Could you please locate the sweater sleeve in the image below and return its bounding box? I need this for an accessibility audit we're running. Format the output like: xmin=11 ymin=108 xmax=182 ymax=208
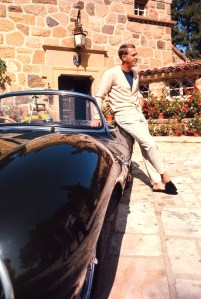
xmin=93 ymin=69 xmax=114 ymax=119
xmin=95 ymin=69 xmax=114 ymax=109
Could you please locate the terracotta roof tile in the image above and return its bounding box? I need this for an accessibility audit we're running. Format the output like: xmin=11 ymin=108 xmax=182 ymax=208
xmin=139 ymin=60 xmax=201 ymax=77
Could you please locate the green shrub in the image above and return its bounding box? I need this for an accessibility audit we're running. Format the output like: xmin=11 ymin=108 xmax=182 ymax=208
xmin=0 ymin=58 xmax=11 ymax=90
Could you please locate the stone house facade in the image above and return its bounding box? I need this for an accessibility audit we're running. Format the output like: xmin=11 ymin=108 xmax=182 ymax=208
xmin=0 ymin=0 xmax=201 ymax=98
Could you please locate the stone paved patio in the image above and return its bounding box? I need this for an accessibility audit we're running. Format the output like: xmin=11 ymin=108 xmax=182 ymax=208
xmin=94 ymin=137 xmax=201 ymax=299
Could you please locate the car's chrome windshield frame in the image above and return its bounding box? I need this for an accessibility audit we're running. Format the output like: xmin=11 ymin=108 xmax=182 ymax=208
xmin=0 ymin=90 xmax=109 ymax=134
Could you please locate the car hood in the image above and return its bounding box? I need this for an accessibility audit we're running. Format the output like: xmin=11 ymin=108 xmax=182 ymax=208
xmin=0 ymin=128 xmax=52 ymax=158
xmin=0 ymin=131 xmax=114 ymax=298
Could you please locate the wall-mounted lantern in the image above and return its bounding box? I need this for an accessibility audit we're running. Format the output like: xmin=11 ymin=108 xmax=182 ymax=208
xmin=72 ymin=10 xmax=88 ymax=66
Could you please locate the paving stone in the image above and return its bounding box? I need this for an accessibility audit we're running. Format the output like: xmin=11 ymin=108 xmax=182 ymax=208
xmin=166 ymin=238 xmax=201 ymax=276
xmin=181 ymin=193 xmax=197 ymax=201
xmin=176 ymin=279 xmax=201 ymax=299
xmin=115 ymin=202 xmax=159 ymax=234
xmin=110 ymin=233 xmax=162 ymax=257
xmin=161 ymin=208 xmax=201 ymax=238
xmin=154 ymin=196 xmax=184 ymax=209
xmin=185 ymin=201 xmax=201 ymax=208
xmin=129 ymin=193 xmax=153 ymax=203
xmin=107 ymin=257 xmax=170 ymax=299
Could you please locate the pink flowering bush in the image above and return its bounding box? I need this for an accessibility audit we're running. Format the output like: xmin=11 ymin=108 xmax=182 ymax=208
xmin=143 ymin=85 xmax=201 ymax=120
xmin=145 ymin=85 xmax=201 ymax=136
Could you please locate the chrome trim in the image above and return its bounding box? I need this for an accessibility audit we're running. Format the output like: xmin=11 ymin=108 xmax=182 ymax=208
xmin=77 ymin=250 xmax=97 ymax=299
xmin=0 ymin=89 xmax=95 ymax=100
xmin=0 ymin=124 xmax=108 ymax=134
xmin=0 ymin=258 xmax=14 ymax=299
xmin=0 ymin=89 xmax=109 ymax=133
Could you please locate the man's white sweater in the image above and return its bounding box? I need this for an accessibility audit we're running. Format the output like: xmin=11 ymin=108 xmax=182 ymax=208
xmin=95 ymin=65 xmax=142 ymax=116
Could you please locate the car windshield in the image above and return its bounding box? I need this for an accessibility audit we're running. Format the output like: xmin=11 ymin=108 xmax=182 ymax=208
xmin=0 ymin=91 xmax=103 ymax=129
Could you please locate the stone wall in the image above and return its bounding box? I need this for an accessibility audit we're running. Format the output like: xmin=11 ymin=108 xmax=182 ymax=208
xmin=0 ymin=0 xmax=175 ymax=93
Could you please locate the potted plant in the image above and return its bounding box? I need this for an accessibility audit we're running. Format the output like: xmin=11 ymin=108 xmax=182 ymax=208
xmin=159 ymin=123 xmax=171 ymax=136
xmin=102 ymin=102 xmax=114 ymax=122
xmin=0 ymin=58 xmax=11 ymax=90
xmin=148 ymin=123 xmax=161 ymax=136
xmin=143 ymin=95 xmax=159 ymax=119
xmin=170 ymin=121 xmax=185 ymax=136
xmin=144 ymin=95 xmax=169 ymax=119
xmin=142 ymin=99 xmax=149 ymax=119
xmin=183 ymin=85 xmax=201 ymax=118
xmin=185 ymin=116 xmax=201 ymax=136
xmin=157 ymin=97 xmax=170 ymax=119
xmin=148 ymin=122 xmax=170 ymax=136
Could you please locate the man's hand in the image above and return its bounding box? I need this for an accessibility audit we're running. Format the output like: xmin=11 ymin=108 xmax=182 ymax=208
xmin=91 ymin=119 xmax=102 ymax=127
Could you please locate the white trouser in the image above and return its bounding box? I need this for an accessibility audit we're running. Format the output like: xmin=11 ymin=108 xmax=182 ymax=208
xmin=115 ymin=111 xmax=165 ymax=184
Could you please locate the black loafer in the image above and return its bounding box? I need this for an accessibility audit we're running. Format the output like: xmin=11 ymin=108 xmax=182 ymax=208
xmin=153 ymin=188 xmax=165 ymax=193
xmin=165 ymin=181 xmax=178 ymax=195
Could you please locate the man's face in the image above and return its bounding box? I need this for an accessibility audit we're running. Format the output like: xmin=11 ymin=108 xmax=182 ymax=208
xmin=122 ymin=47 xmax=139 ymax=68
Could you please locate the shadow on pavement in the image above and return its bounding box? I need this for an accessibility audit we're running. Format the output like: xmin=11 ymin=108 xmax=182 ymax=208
xmin=91 ymin=180 xmax=134 ymax=299
xmin=131 ymin=161 xmax=152 ymax=188
xmin=91 ymin=161 xmax=152 ymax=298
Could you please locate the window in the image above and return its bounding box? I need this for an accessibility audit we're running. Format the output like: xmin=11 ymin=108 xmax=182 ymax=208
xmin=163 ymin=79 xmax=195 ymax=99
xmin=139 ymin=83 xmax=149 ymax=98
xmin=169 ymin=81 xmax=180 ymax=97
xmin=135 ymin=1 xmax=146 ymax=16
xmin=183 ymin=79 xmax=195 ymax=95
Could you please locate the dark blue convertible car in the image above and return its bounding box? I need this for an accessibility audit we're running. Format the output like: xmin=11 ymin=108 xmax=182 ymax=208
xmin=0 ymin=90 xmax=134 ymax=299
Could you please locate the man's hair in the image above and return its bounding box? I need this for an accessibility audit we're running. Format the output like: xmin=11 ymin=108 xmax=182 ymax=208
xmin=118 ymin=43 xmax=136 ymax=60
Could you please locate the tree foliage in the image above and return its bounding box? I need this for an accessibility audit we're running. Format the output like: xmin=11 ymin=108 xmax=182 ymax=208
xmin=171 ymin=0 xmax=201 ymax=59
